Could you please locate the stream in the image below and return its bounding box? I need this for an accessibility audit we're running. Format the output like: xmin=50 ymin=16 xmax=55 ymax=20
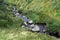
xmin=13 ymin=6 xmax=46 ymax=33
xmin=1 ymin=2 xmax=60 ymax=38
xmin=12 ymin=6 xmax=60 ymax=38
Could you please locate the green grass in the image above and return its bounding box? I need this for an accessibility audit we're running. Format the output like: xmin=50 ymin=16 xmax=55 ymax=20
xmin=0 ymin=27 xmax=59 ymax=40
xmin=0 ymin=0 xmax=60 ymax=40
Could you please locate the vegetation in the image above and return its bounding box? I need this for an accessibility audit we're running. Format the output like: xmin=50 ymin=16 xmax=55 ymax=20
xmin=0 ymin=0 xmax=60 ymax=40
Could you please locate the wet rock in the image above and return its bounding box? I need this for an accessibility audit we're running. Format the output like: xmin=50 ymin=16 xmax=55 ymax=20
xmin=46 ymin=31 xmax=60 ymax=38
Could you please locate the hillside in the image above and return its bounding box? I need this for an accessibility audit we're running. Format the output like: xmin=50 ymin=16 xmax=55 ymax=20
xmin=0 ymin=0 xmax=60 ymax=40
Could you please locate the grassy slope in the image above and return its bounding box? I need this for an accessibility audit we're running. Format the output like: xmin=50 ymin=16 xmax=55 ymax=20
xmin=0 ymin=27 xmax=59 ymax=40
xmin=0 ymin=0 xmax=60 ymax=40
xmin=5 ymin=0 xmax=60 ymax=35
